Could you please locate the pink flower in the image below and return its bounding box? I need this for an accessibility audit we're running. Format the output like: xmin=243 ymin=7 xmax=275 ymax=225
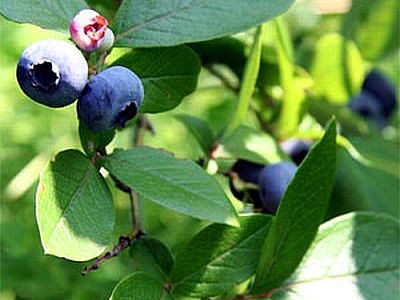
xmin=70 ymin=9 xmax=108 ymax=52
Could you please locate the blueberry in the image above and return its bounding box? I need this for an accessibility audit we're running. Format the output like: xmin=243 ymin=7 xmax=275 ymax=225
xmin=348 ymin=90 xmax=386 ymax=128
xmin=258 ymin=162 xmax=297 ymax=214
xmin=77 ymin=66 xmax=144 ymax=132
xmin=229 ymin=160 xmax=264 ymax=208
xmin=362 ymin=70 xmax=397 ymax=119
xmin=280 ymin=139 xmax=311 ymax=166
xmin=16 ymin=39 xmax=88 ymax=107
xmin=231 ymin=160 xmax=264 ymax=184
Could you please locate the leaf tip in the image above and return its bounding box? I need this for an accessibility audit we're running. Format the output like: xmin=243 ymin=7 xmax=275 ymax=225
xmin=225 ymin=215 xmax=240 ymax=227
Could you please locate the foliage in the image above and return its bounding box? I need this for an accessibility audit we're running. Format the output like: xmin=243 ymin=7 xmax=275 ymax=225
xmin=1 ymin=0 xmax=398 ymax=299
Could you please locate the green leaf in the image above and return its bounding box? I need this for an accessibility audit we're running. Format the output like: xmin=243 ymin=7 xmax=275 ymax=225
xmin=100 ymin=147 xmax=238 ymax=226
xmin=0 ymin=0 xmax=87 ymax=32
xmin=130 ymin=237 xmax=174 ymax=281
xmin=348 ymin=136 xmax=399 ymax=176
xmin=270 ymin=212 xmax=400 ymax=300
xmin=332 ymin=146 xmax=399 ymax=219
xmin=252 ymin=119 xmax=337 ymax=293
xmin=36 ymin=150 xmax=114 ymax=261
xmin=175 ymin=114 xmax=215 ymax=155
xmin=311 ymin=33 xmax=364 ymax=104
xmin=224 ymin=24 xmax=266 ymax=137
xmin=171 ymin=215 xmax=273 ymax=297
xmin=113 ymin=0 xmax=295 ymax=47
xmin=218 ymin=125 xmax=286 ymax=165
xmin=79 ymin=122 xmax=115 ymax=157
xmin=189 ymin=37 xmax=246 ymax=79
xmin=113 ymin=46 xmax=201 ymax=113
xmin=342 ymin=0 xmax=399 ymax=61
xmin=110 ymin=272 xmax=172 ymax=300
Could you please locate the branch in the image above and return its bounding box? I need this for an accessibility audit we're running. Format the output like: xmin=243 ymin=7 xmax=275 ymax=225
xmin=81 ymin=232 xmax=144 ymax=276
xmin=204 ymin=63 xmax=239 ymax=93
xmin=129 ymin=189 xmax=142 ymax=235
xmin=134 ymin=114 xmax=154 ymax=147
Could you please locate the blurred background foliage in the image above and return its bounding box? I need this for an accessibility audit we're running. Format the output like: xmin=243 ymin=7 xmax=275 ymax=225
xmin=1 ymin=0 xmax=399 ymax=299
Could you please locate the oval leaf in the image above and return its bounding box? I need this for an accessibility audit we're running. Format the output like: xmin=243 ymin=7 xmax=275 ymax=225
xmin=171 ymin=214 xmax=273 ymax=298
xmin=252 ymin=119 xmax=337 ymax=292
xmin=113 ymin=0 xmax=295 ymax=47
xmin=311 ymin=33 xmax=364 ymax=104
xmin=0 ymin=0 xmax=88 ymax=32
xmin=342 ymin=0 xmax=399 ymax=61
xmin=110 ymin=272 xmax=172 ymax=300
xmin=218 ymin=125 xmax=286 ymax=165
xmin=36 ymin=150 xmax=114 ymax=261
xmin=271 ymin=212 xmax=400 ymax=300
xmin=113 ymin=46 xmax=200 ymax=113
xmin=100 ymin=147 xmax=238 ymax=226
xmin=130 ymin=237 xmax=174 ymax=281
xmin=175 ymin=114 xmax=215 ymax=155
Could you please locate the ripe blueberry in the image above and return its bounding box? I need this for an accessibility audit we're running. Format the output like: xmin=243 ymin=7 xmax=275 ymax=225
xmin=231 ymin=159 xmax=264 ymax=184
xmin=229 ymin=160 xmax=264 ymax=208
xmin=258 ymin=162 xmax=297 ymax=214
xmin=362 ymin=70 xmax=397 ymax=119
xmin=280 ymin=139 xmax=311 ymax=166
xmin=77 ymin=66 xmax=144 ymax=132
xmin=16 ymin=39 xmax=88 ymax=107
xmin=348 ymin=90 xmax=386 ymax=128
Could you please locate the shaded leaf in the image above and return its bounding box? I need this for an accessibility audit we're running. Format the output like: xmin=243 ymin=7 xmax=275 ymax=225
xmin=175 ymin=114 xmax=215 ymax=155
xmin=36 ymin=150 xmax=114 ymax=261
xmin=79 ymin=122 xmax=115 ymax=156
xmin=332 ymin=146 xmax=399 ymax=219
xmin=342 ymin=0 xmax=399 ymax=61
xmin=113 ymin=46 xmax=200 ymax=113
xmin=0 ymin=0 xmax=87 ymax=32
xmin=252 ymin=120 xmax=337 ymax=292
xmin=130 ymin=237 xmax=174 ymax=281
xmin=113 ymin=0 xmax=295 ymax=47
xmin=110 ymin=272 xmax=172 ymax=300
xmin=218 ymin=125 xmax=286 ymax=165
xmin=100 ymin=147 xmax=238 ymax=226
xmin=171 ymin=214 xmax=273 ymax=297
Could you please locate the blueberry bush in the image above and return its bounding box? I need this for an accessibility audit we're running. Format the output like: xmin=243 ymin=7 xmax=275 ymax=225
xmin=0 ymin=0 xmax=399 ymax=299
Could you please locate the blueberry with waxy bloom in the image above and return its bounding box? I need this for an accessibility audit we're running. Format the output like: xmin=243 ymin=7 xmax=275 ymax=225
xmin=77 ymin=66 xmax=144 ymax=132
xmin=258 ymin=162 xmax=298 ymax=214
xmin=70 ymin=9 xmax=109 ymax=52
xmin=16 ymin=39 xmax=88 ymax=107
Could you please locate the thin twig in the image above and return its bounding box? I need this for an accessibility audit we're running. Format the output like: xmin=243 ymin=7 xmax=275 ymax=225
xmin=81 ymin=233 xmax=143 ymax=276
xmin=205 ymin=64 xmax=240 ymax=93
xmin=134 ymin=114 xmax=154 ymax=147
xmin=129 ymin=189 xmax=142 ymax=235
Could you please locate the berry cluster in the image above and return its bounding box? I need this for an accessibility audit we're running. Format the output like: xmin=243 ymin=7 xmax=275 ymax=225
xmin=16 ymin=9 xmax=144 ymax=133
xmin=348 ymin=70 xmax=397 ymax=128
xmin=229 ymin=140 xmax=310 ymax=214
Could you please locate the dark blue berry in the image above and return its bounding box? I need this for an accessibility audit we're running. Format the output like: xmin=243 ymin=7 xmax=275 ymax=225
xmin=362 ymin=70 xmax=397 ymax=119
xmin=77 ymin=66 xmax=144 ymax=132
xmin=280 ymin=139 xmax=311 ymax=166
xmin=258 ymin=162 xmax=297 ymax=214
xmin=348 ymin=90 xmax=386 ymax=128
xmin=229 ymin=160 xmax=264 ymax=208
xmin=231 ymin=160 xmax=264 ymax=184
xmin=16 ymin=39 xmax=88 ymax=107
